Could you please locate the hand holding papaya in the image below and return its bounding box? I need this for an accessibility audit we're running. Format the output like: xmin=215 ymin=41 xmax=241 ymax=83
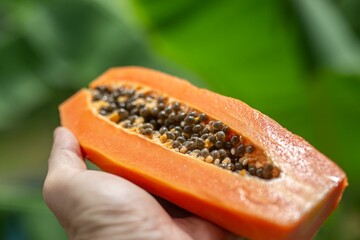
xmin=43 ymin=127 xmax=235 ymax=240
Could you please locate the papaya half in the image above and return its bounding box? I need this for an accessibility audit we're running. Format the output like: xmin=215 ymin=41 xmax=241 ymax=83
xmin=59 ymin=67 xmax=347 ymax=240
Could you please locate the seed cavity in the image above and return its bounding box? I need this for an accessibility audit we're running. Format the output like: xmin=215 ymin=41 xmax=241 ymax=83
xmin=90 ymin=84 xmax=280 ymax=179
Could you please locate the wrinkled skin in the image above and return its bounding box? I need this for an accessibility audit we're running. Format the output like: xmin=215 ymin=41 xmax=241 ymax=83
xmin=43 ymin=127 xmax=238 ymax=240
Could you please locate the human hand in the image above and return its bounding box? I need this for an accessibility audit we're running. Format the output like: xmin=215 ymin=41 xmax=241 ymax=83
xmin=43 ymin=127 xmax=236 ymax=240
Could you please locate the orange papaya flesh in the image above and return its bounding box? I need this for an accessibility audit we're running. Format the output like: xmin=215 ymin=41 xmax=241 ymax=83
xmin=59 ymin=67 xmax=347 ymax=240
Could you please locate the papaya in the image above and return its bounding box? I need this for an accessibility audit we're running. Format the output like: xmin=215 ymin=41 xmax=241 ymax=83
xmin=59 ymin=66 xmax=347 ymax=240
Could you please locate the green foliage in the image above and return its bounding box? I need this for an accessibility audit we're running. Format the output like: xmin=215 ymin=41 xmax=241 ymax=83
xmin=133 ymin=0 xmax=309 ymax=129
xmin=1 ymin=0 xmax=359 ymax=239
xmin=0 ymin=0 xmax=161 ymax=130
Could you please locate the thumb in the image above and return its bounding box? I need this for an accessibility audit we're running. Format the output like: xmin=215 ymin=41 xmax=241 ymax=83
xmin=43 ymin=127 xmax=87 ymax=231
xmin=47 ymin=127 xmax=87 ymax=174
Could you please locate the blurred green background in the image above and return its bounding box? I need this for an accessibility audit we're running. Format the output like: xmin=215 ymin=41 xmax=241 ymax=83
xmin=1 ymin=0 xmax=359 ymax=239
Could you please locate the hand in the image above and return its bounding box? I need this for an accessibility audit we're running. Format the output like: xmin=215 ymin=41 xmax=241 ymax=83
xmin=43 ymin=127 xmax=236 ymax=240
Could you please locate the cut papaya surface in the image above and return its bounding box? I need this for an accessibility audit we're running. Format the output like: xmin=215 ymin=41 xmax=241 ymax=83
xmin=59 ymin=67 xmax=347 ymax=240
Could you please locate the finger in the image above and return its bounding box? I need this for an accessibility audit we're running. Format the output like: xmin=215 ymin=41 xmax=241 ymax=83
xmin=173 ymin=216 xmax=235 ymax=240
xmin=48 ymin=127 xmax=87 ymax=174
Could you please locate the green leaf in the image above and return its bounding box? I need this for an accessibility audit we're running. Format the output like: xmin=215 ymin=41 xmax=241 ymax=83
xmin=292 ymin=0 xmax=360 ymax=74
xmin=0 ymin=73 xmax=50 ymax=130
xmin=338 ymin=0 xmax=360 ymax=36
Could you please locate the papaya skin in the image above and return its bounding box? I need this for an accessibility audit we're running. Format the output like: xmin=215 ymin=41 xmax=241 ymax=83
xmin=59 ymin=67 xmax=347 ymax=240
